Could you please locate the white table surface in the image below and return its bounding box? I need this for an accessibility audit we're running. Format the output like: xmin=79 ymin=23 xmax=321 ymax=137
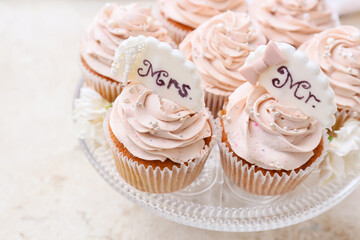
xmin=1 ymin=1 xmax=360 ymax=239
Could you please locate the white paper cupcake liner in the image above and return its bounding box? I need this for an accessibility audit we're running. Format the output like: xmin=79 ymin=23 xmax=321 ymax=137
xmin=103 ymin=109 xmax=220 ymax=193
xmin=204 ymin=88 xmax=230 ymax=118
xmin=158 ymin=12 xmax=192 ymax=45
xmin=80 ymin=58 xmax=124 ymax=103
xmin=218 ymin=130 xmax=329 ymax=196
xmin=332 ymin=108 xmax=360 ymax=132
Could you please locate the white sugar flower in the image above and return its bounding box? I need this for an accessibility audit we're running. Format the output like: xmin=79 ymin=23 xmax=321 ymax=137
xmin=320 ymin=119 xmax=360 ymax=184
xmin=73 ymin=87 xmax=111 ymax=148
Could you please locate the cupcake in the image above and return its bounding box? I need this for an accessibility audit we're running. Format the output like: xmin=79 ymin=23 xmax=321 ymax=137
xmin=219 ymin=41 xmax=336 ymax=195
xmin=158 ymin=0 xmax=247 ymax=44
xmin=180 ymin=11 xmax=267 ymax=116
xmin=105 ymin=36 xmax=216 ymax=193
xmin=299 ymin=26 xmax=360 ymax=132
xmin=80 ymin=3 xmax=174 ymax=102
xmin=249 ymin=0 xmax=337 ymax=48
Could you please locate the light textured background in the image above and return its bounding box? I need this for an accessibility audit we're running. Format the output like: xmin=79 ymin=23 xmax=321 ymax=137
xmin=1 ymin=0 xmax=360 ymax=239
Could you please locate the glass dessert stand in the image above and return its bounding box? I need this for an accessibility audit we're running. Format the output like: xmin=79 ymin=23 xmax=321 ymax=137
xmin=75 ymin=80 xmax=360 ymax=232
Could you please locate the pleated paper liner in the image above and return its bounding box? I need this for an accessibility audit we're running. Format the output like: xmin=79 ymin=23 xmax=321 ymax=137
xmin=330 ymin=108 xmax=360 ymax=137
xmin=80 ymin=57 xmax=124 ymax=103
xmin=204 ymin=87 xmax=231 ymax=118
xmin=219 ymin=127 xmax=329 ymax=196
xmin=104 ymin=109 xmax=220 ymax=193
xmin=158 ymin=11 xmax=193 ymax=45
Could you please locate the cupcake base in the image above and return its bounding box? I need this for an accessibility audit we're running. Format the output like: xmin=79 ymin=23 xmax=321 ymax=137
xmin=158 ymin=11 xmax=193 ymax=45
xmin=219 ymin=117 xmax=328 ymax=196
xmin=104 ymin=113 xmax=217 ymax=193
xmin=80 ymin=57 xmax=123 ymax=102
xmin=204 ymin=88 xmax=230 ymax=118
xmin=330 ymin=108 xmax=360 ymax=137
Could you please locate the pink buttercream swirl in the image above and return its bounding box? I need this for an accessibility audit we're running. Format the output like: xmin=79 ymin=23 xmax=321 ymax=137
xmin=250 ymin=0 xmax=336 ymax=48
xmin=180 ymin=11 xmax=267 ymax=94
xmin=80 ymin=3 xmax=173 ymax=80
xmin=158 ymin=0 xmax=246 ymax=29
xmin=109 ymin=83 xmax=212 ymax=163
xmin=224 ymin=82 xmax=323 ymax=170
xmin=300 ymin=26 xmax=360 ymax=112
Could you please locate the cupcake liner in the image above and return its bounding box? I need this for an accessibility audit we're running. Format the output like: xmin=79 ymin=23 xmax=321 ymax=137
xmin=332 ymin=108 xmax=360 ymax=132
xmin=158 ymin=12 xmax=192 ymax=45
xmin=104 ymin=109 xmax=220 ymax=193
xmin=80 ymin=58 xmax=124 ymax=103
xmin=204 ymin=88 xmax=230 ymax=118
xmin=218 ymin=130 xmax=329 ymax=196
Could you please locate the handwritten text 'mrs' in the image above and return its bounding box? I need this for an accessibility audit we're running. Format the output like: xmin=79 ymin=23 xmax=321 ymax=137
xmin=137 ymin=59 xmax=192 ymax=99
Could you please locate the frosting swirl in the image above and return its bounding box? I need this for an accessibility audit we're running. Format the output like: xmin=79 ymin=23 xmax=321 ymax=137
xmin=158 ymin=0 xmax=246 ymax=29
xmin=224 ymin=82 xmax=323 ymax=170
xmin=250 ymin=0 xmax=336 ymax=47
xmin=300 ymin=26 xmax=360 ymax=112
xmin=80 ymin=3 xmax=173 ymax=80
xmin=180 ymin=12 xmax=267 ymax=94
xmin=109 ymin=83 xmax=212 ymax=163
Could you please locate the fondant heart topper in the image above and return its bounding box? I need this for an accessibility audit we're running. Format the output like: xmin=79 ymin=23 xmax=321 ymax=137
xmin=240 ymin=41 xmax=336 ymax=128
xmin=111 ymin=35 xmax=204 ymax=112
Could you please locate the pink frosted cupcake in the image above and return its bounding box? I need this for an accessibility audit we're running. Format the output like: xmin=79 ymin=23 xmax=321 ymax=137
xmin=300 ymin=26 xmax=360 ymax=131
xmin=105 ymin=83 xmax=215 ymax=193
xmin=180 ymin=11 xmax=267 ymax=116
xmin=105 ymin=35 xmax=217 ymax=193
xmin=220 ymin=83 xmax=328 ymax=195
xmin=80 ymin=3 xmax=174 ymax=102
xmin=219 ymin=41 xmax=336 ymax=195
xmin=158 ymin=0 xmax=247 ymax=44
xmin=249 ymin=0 xmax=337 ymax=48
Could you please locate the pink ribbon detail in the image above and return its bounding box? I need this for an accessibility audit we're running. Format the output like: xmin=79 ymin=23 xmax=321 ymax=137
xmin=240 ymin=41 xmax=287 ymax=86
